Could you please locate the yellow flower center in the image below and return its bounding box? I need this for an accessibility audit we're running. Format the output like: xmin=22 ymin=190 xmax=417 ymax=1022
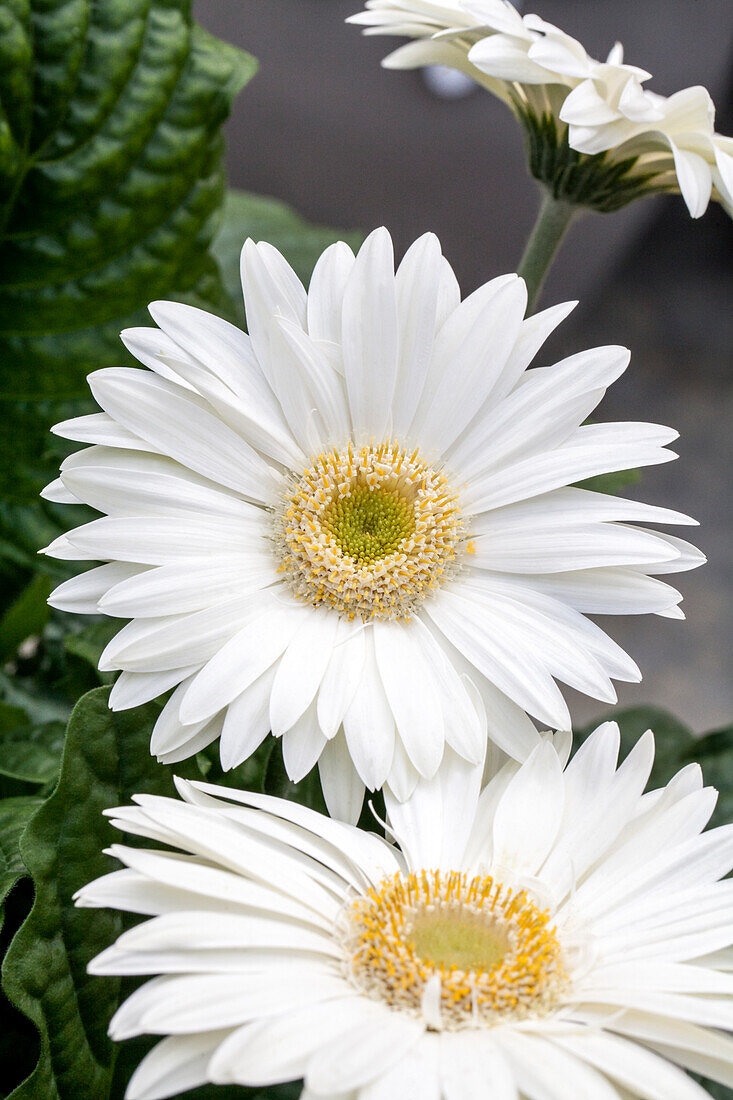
xmin=274 ymin=441 xmax=464 ymax=621
xmin=339 ymin=871 xmax=566 ymax=1029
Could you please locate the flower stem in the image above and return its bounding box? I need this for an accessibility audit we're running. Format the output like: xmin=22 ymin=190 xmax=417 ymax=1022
xmin=517 ymin=191 xmax=577 ymax=313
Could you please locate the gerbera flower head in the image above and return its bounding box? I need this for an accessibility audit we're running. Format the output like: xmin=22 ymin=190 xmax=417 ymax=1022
xmin=44 ymin=228 xmax=703 ymax=818
xmin=348 ymin=1 xmax=733 ymax=216
xmin=77 ymin=723 xmax=733 ymax=1099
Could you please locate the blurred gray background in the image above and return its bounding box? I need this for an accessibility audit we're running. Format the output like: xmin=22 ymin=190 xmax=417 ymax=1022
xmin=196 ymin=0 xmax=732 ymax=732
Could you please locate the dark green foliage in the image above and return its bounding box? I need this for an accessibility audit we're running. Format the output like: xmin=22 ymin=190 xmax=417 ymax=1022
xmin=0 ymin=0 xmax=256 ymax=501
xmin=577 ymin=468 xmax=641 ymax=495
xmin=0 ymin=688 xmax=199 ymax=1098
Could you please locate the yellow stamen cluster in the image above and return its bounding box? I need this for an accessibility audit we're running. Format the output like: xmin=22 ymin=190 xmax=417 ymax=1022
xmin=274 ymin=441 xmax=463 ymax=621
xmin=338 ymin=871 xmax=566 ymax=1029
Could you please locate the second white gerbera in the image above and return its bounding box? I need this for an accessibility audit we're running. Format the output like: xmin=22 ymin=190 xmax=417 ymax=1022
xmin=77 ymin=723 xmax=733 ymax=1099
xmin=350 ymin=1 xmax=733 ymax=217
xmin=45 ymin=228 xmax=703 ymax=817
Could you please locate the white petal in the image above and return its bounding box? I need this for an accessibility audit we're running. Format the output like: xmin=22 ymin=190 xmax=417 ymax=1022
xmin=66 ymin=512 xmax=269 ymax=566
xmin=178 ymin=599 xmax=305 ymax=723
xmin=440 ymin=1031 xmax=518 ymax=1100
xmin=426 ymin=588 xmax=571 ymax=729
xmin=113 ymin=969 xmax=351 ymax=1038
xmin=180 ymin=779 xmax=399 ymax=883
xmin=240 ymin=238 xmax=308 ymax=371
xmin=41 ymin=477 xmax=79 ymax=504
xmin=123 ymin=319 xmax=303 ymax=469
xmin=318 ymin=734 xmax=366 ymax=825
xmin=126 ymin=1032 xmax=227 ymax=1100
xmin=306 ymin=1010 xmax=425 ymax=1094
xmin=671 ymin=143 xmax=713 ymax=218
xmin=317 ymin=625 xmax=366 ymax=740
xmin=51 ymin=411 xmax=159 ymax=450
xmin=497 ymin=1031 xmax=620 ymax=1100
xmin=487 ymin=299 xmax=578 ymax=407
xmin=98 ymin=593 xmax=271 ymax=673
xmin=61 ymin=449 xmax=258 ymax=519
xmin=209 ymin=998 xmax=378 ymax=1086
xmin=491 ymin=741 xmax=564 ymax=878
xmin=270 ymin=609 xmax=340 ymax=735
xmin=342 ymin=227 xmax=399 ymax=438
xmin=386 ymin=737 xmax=421 ymax=803
xmin=282 ymin=702 xmax=328 ymax=783
xmin=307 ymin=241 xmax=356 ymax=345
xmin=362 ymin=1036 xmax=441 ymax=1100
xmin=469 ymin=35 xmax=557 ymax=83
xmin=109 ymin=667 xmax=197 ymax=711
xmin=342 ymin=630 xmax=396 ymax=790
xmin=272 ymin=317 xmax=350 ymax=445
xmin=409 ymin=617 xmax=485 ymax=764
xmin=88 ymin=368 xmax=279 ymax=503
xmin=391 ymin=232 xmax=444 ymax=435
xmin=409 ymin=274 xmax=517 ymax=433
xmin=101 ymin=558 xmax=277 ymax=618
xmin=552 ymin=1030 xmax=712 ymax=1100
xmin=48 ymin=562 xmax=143 ymax=614
xmin=416 ymin=278 xmax=527 ymax=453
xmin=373 ymin=620 xmax=445 ymax=779
xmin=219 ymin=665 xmax=277 ymax=771
xmin=465 ymin=422 xmax=678 ymax=513
xmin=452 ymin=344 xmax=629 ymax=477
xmin=386 ymin=746 xmax=483 ymax=870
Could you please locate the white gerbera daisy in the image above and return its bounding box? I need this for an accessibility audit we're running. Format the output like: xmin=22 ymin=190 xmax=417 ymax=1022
xmin=77 ymin=724 xmax=733 ymax=1100
xmin=349 ymin=1 xmax=733 ymax=217
xmin=44 ymin=229 xmax=703 ymax=817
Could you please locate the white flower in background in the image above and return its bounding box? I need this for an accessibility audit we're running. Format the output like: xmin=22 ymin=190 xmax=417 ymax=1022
xmin=77 ymin=724 xmax=733 ymax=1100
xmin=44 ymin=229 xmax=703 ymax=818
xmin=348 ymin=1 xmax=733 ymax=216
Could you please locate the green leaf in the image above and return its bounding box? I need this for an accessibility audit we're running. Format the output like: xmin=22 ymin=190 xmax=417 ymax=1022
xmin=687 ymin=724 xmax=733 ymax=832
xmin=0 ymin=796 xmax=42 ymax=913
xmin=0 ymin=701 xmax=65 ymax=785
xmin=0 ymin=574 xmax=51 ymax=663
xmin=212 ymin=189 xmax=363 ymax=325
xmin=577 ymin=468 xmax=641 ymax=495
xmin=0 ymin=686 xmax=200 ymax=1099
xmin=63 ymin=620 xmax=120 ymax=678
xmin=0 ymin=2 xmax=257 ymax=500
xmin=693 ymin=1080 xmax=731 ymax=1100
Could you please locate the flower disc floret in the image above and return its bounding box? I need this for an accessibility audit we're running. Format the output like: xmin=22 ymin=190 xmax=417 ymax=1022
xmin=275 ymin=441 xmax=464 ymax=621
xmin=339 ymin=870 xmax=567 ymax=1027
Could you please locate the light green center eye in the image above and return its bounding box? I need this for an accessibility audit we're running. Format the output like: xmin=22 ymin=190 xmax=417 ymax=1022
xmin=322 ymin=486 xmax=415 ymax=563
xmin=408 ymin=910 xmax=510 ymax=972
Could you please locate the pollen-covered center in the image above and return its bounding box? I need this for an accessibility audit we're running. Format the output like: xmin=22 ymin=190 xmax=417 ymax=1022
xmin=274 ymin=441 xmax=464 ymax=621
xmin=338 ymin=871 xmax=567 ymax=1029
xmin=322 ymin=486 xmax=415 ymax=564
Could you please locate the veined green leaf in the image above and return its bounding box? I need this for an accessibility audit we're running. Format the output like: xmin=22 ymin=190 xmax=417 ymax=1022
xmin=0 ymin=701 xmax=64 ymax=785
xmin=0 ymin=796 xmax=42 ymax=915
xmin=0 ymin=1 xmax=257 ymax=500
xmin=0 ymin=687 xmax=199 ymax=1098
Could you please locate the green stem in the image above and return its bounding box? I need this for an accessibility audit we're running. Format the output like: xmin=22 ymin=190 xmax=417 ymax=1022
xmin=517 ymin=190 xmax=577 ymax=313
